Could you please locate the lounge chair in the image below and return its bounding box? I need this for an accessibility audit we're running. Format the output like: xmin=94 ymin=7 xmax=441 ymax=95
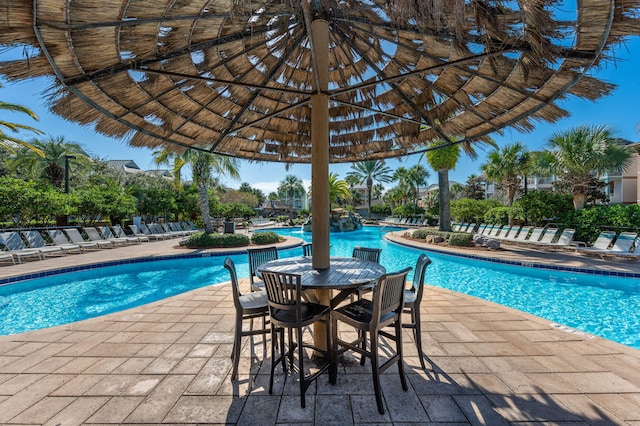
xmin=575 ymin=231 xmax=616 ymax=255
xmin=130 ymin=224 xmax=164 ymax=241
xmin=526 ymin=228 xmax=558 ymax=246
xmin=64 ymin=228 xmax=108 ymax=249
xmin=158 ymin=223 xmax=183 ymax=237
xmin=139 ymin=224 xmax=169 ymax=240
xmin=0 ymin=231 xmax=43 ymax=262
xmin=45 ymin=229 xmax=83 ymax=253
xmin=99 ymin=226 xmax=135 ymax=245
xmin=507 ymin=226 xmax=531 ymax=244
xmin=0 ymin=250 xmax=15 ymax=264
xmin=496 ymin=226 xmax=520 ymax=241
xmin=475 ymin=224 xmax=487 ymax=235
xmin=518 ymin=227 xmax=545 ymax=245
xmin=113 ymin=224 xmax=148 ymax=243
xmin=466 ymin=223 xmax=477 ymax=233
xmin=494 ymin=226 xmax=512 ymax=240
xmin=535 ymin=228 xmax=576 ymax=250
xmin=453 ymin=223 xmax=463 ymax=232
xmin=21 ymin=230 xmax=66 ymax=257
xmin=81 ymin=227 xmax=117 ymax=248
xmin=579 ymin=231 xmax=637 ymax=258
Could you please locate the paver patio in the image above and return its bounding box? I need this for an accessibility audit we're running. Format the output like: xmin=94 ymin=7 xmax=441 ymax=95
xmin=1 ymin=229 xmax=639 ymax=424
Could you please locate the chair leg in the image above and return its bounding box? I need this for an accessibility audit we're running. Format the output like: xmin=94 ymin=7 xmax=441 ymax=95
xmin=360 ymin=330 xmax=367 ymax=366
xmin=413 ymin=308 xmax=425 ymax=369
xmin=298 ymin=326 xmax=306 ymax=408
xmin=269 ymin=325 xmax=277 ymax=394
xmin=370 ymin=331 xmax=384 ymax=415
xmin=288 ymin=328 xmax=294 ymax=369
xmin=262 ymin=315 xmax=267 ymax=355
xmin=395 ymin=320 xmax=408 ymax=391
xmin=231 ymin=314 xmax=242 ymax=381
xmin=327 ymin=314 xmax=336 ymax=385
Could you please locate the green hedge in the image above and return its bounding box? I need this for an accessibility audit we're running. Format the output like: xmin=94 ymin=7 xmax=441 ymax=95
xmin=184 ymin=231 xmax=250 ymax=248
xmin=411 ymin=229 xmax=473 ymax=247
xmin=250 ymin=231 xmax=281 ymax=245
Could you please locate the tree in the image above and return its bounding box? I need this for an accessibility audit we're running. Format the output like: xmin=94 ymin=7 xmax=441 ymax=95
xmin=0 ymin=82 xmax=44 ymax=157
xmin=536 ymin=125 xmax=633 ymax=210
xmin=346 ymin=160 xmax=393 ymax=218
xmin=406 ymin=165 xmax=430 ymax=210
xmin=426 ymin=142 xmax=461 ymax=231
xmin=328 ymin=172 xmax=351 ymax=209
xmin=153 ymin=149 xmax=240 ymax=233
xmin=481 ymin=142 xmax=528 ymax=207
xmin=462 ymin=174 xmax=485 ymax=200
xmin=238 ymin=182 xmax=265 ymax=205
xmin=11 ymin=135 xmax=89 ymax=188
xmin=277 ymin=174 xmax=305 ymax=207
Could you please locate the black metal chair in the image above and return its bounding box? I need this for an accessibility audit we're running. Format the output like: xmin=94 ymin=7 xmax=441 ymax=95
xmin=262 ymin=270 xmax=333 ymax=408
xmin=301 ymin=242 xmax=312 ymax=257
xmin=223 ymin=257 xmax=273 ymax=381
xmin=403 ymin=254 xmax=432 ymax=369
xmin=352 ymin=246 xmax=382 ymax=299
xmin=332 ymin=267 xmax=411 ymax=414
xmin=247 ymin=246 xmax=278 ymax=292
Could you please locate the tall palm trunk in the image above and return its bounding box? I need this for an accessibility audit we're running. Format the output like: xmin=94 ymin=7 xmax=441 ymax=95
xmin=366 ymin=177 xmax=373 ymax=219
xmin=438 ymin=169 xmax=452 ymax=231
xmin=196 ymin=182 xmax=214 ymax=233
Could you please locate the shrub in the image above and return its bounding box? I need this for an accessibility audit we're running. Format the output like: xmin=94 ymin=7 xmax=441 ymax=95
xmin=448 ymin=233 xmax=473 ymax=247
xmin=184 ymin=231 xmax=250 ymax=248
xmin=557 ymin=204 xmax=640 ymax=245
xmin=511 ymin=190 xmax=573 ymax=225
xmin=484 ymin=207 xmax=511 ymax=225
xmin=370 ymin=204 xmax=391 ymax=215
xmin=392 ymin=204 xmax=424 ymax=217
xmin=251 ymin=231 xmax=281 ymax=245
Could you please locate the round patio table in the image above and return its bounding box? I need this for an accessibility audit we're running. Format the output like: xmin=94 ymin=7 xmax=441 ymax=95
xmin=257 ymin=256 xmax=386 ymax=352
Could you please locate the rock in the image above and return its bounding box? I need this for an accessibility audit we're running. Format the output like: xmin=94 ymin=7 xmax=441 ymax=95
xmin=484 ymin=239 xmax=501 ymax=249
xmin=426 ymin=235 xmax=445 ymax=243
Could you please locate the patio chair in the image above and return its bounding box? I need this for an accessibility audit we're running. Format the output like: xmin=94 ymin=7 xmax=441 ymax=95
xmin=262 ymin=270 xmax=333 ymax=409
xmin=466 ymin=223 xmax=477 ymax=233
xmin=535 ymin=228 xmax=576 ymax=250
xmin=0 ymin=250 xmax=15 ymax=265
xmin=576 ymin=231 xmax=616 ymax=255
xmin=113 ymin=224 xmax=148 ymax=243
xmin=508 ymin=226 xmax=532 ymax=244
xmin=496 ymin=226 xmax=521 ymax=242
xmin=0 ymin=231 xmax=43 ymax=262
xmin=44 ymin=229 xmax=83 ymax=254
xmin=517 ymin=227 xmax=545 ymax=245
xmin=164 ymin=222 xmax=188 ymax=237
xmin=247 ymin=246 xmax=279 ymax=292
xmin=132 ymin=224 xmax=165 ymax=241
xmin=21 ymin=230 xmax=66 ymax=257
xmin=64 ymin=228 xmax=109 ymax=249
xmin=301 ymin=242 xmax=312 ymax=257
xmin=100 ymin=226 xmax=137 ymax=245
xmin=82 ymin=227 xmax=118 ymax=248
xmin=352 ymin=246 xmax=383 ymax=299
xmin=529 ymin=228 xmax=558 ymax=246
xmin=332 ymin=267 xmax=412 ymax=414
xmin=475 ymin=224 xmax=487 ymax=235
xmin=150 ymin=223 xmax=177 ymax=238
xmin=402 ymin=254 xmax=432 ymax=369
xmin=579 ymin=231 xmax=636 ymax=258
xmin=224 ymin=257 xmax=273 ymax=381
xmin=493 ymin=225 xmax=512 ymax=240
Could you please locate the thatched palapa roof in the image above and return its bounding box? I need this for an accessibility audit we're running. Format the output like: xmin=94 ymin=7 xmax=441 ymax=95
xmin=1 ymin=0 xmax=639 ymax=163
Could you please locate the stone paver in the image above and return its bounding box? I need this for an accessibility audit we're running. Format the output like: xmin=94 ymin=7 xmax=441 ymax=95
xmin=0 ymin=229 xmax=639 ymax=424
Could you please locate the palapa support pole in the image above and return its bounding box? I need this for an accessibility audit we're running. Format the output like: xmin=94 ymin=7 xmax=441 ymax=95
xmin=311 ymin=19 xmax=330 ymax=271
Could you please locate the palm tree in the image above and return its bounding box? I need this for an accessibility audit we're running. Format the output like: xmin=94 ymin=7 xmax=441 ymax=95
xmin=277 ymin=174 xmax=305 ymax=208
xmin=346 ymin=160 xmax=393 ymax=218
xmin=406 ymin=164 xmax=429 ymax=211
xmin=152 ymin=148 xmax=187 ymax=189
xmin=1 ymin=83 xmax=44 ymax=157
xmin=425 ymin=142 xmax=461 ymax=231
xmin=153 ymin=148 xmax=240 ymax=232
xmin=328 ymin=172 xmax=351 ymax=209
xmin=480 ymin=142 xmax=529 ymax=207
xmin=11 ymin=135 xmax=89 ymax=188
xmin=537 ymin=125 xmax=633 ymax=210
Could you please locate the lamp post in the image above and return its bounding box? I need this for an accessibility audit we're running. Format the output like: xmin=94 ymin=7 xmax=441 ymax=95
xmin=64 ymin=155 xmax=76 ymax=193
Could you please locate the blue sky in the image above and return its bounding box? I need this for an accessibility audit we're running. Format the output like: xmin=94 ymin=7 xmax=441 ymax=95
xmin=1 ymin=36 xmax=639 ymax=195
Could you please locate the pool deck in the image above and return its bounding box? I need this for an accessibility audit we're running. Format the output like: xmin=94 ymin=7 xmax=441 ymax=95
xmin=1 ymin=229 xmax=640 ymax=425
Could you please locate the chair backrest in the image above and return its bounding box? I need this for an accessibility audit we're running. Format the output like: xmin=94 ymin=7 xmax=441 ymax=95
xmin=139 ymin=224 xmax=153 ymax=235
xmin=504 ymin=226 xmax=521 ymax=240
xmin=301 ymin=242 xmax=312 ymax=257
xmin=514 ymin=226 xmax=532 ymax=241
xmin=539 ymin=228 xmax=558 ymax=244
xmin=352 ymin=246 xmax=382 ymax=263
xmin=592 ymin=231 xmax=616 ymax=249
xmin=100 ymin=226 xmax=116 ymax=239
xmin=371 ymin=267 xmax=412 ymax=328
xmin=0 ymin=232 xmax=27 ymax=250
xmin=47 ymin=229 xmax=71 ymax=246
xmin=113 ymin=225 xmax=130 ymax=238
xmin=485 ymin=225 xmax=498 ymax=236
xmin=247 ymin=246 xmax=279 ymax=284
xmin=555 ymin=228 xmax=575 ymax=245
xmin=21 ymin=230 xmax=47 ymax=248
xmin=64 ymin=228 xmax=87 ymax=244
xmin=262 ymin=271 xmax=303 ymax=322
xmin=453 ymin=223 xmax=462 ymax=232
xmin=409 ymin=254 xmax=432 ymax=305
xmin=612 ymin=232 xmax=637 ymax=252
xmin=467 ymin=223 xmax=477 ymax=233
xmin=223 ymin=257 xmax=243 ymax=311
xmin=496 ymin=226 xmax=511 ymax=238
xmin=476 ymin=224 xmax=487 ymax=235
xmin=83 ymin=227 xmax=104 ymax=241
xmin=527 ymin=227 xmax=545 ymax=242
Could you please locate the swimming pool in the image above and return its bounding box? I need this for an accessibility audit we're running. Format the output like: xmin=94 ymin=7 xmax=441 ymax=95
xmin=1 ymin=226 xmax=639 ymax=349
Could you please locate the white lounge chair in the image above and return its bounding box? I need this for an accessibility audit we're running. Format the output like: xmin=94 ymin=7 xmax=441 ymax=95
xmin=518 ymin=227 xmax=545 ymax=245
xmin=576 ymin=231 xmax=616 ymax=255
xmin=527 ymin=228 xmax=558 ymax=246
xmin=101 ymin=226 xmax=138 ymax=244
xmin=508 ymin=226 xmax=532 ymax=244
xmin=64 ymin=228 xmax=107 ymax=250
xmin=21 ymin=230 xmax=66 ymax=257
xmin=0 ymin=231 xmax=43 ymax=262
xmin=130 ymin=224 xmax=164 ymax=241
xmin=45 ymin=229 xmax=83 ymax=254
xmin=496 ymin=226 xmax=520 ymax=241
xmin=535 ymin=228 xmax=576 ymax=250
xmin=83 ymin=227 xmax=120 ymax=247
xmin=580 ymin=232 xmax=637 ymax=258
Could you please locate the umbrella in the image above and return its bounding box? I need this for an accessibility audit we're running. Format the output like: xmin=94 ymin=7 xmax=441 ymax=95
xmin=1 ymin=0 xmax=639 ymax=268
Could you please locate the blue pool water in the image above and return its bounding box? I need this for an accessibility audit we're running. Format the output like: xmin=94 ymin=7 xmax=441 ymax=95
xmin=1 ymin=226 xmax=639 ymax=349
